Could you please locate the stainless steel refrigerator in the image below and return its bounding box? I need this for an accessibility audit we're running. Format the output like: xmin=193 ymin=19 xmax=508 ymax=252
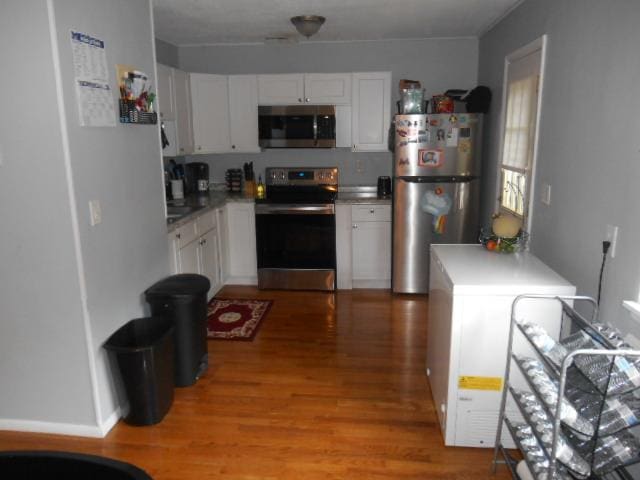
xmin=392 ymin=113 xmax=482 ymax=294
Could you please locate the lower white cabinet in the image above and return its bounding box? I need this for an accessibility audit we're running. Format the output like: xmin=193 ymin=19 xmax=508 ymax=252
xmin=225 ymin=202 xmax=257 ymax=284
xmin=167 ymin=209 xmax=223 ymax=299
xmin=335 ymin=203 xmax=392 ymax=289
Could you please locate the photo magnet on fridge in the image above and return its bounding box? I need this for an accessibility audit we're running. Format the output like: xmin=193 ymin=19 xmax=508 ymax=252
xmin=418 ymin=148 xmax=443 ymax=168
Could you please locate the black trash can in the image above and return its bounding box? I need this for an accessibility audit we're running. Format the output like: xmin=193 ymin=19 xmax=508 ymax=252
xmin=104 ymin=316 xmax=174 ymax=426
xmin=144 ymin=274 xmax=210 ymax=387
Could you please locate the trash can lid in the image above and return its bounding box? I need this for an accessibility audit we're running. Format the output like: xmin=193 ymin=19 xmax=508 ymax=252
xmin=145 ymin=274 xmax=210 ymax=298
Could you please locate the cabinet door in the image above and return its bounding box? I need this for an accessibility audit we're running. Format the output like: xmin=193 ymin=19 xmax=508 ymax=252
xmin=335 ymin=204 xmax=352 ymax=289
xmin=190 ymin=73 xmax=231 ymax=153
xmin=173 ymin=68 xmax=194 ymax=155
xmin=225 ymin=202 xmax=257 ymax=282
xmin=156 ymin=63 xmax=175 ymax=120
xmin=228 ymin=75 xmax=260 ymax=152
xmin=351 ymin=72 xmax=391 ymax=152
xmin=168 ymin=231 xmax=180 ymax=274
xmin=304 ymin=73 xmax=351 ymax=104
xmin=178 ymin=239 xmax=200 ymax=274
xmin=216 ymin=207 xmax=229 ymax=284
xmin=199 ymin=228 xmax=220 ymax=298
xmin=257 ymin=74 xmax=304 ymax=105
xmin=352 ymin=220 xmax=391 ymax=281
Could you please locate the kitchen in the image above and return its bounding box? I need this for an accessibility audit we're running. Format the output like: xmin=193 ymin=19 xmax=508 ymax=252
xmin=2 ymin=1 xmax=640 ymax=479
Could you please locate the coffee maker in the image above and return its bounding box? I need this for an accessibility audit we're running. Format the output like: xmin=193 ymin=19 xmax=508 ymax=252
xmin=184 ymin=162 xmax=209 ymax=194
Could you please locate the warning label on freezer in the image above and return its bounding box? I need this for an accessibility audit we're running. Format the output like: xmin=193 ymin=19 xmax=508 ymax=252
xmin=458 ymin=376 xmax=503 ymax=391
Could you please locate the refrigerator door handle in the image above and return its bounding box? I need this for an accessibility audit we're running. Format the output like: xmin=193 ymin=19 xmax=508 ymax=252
xmin=458 ymin=182 xmax=467 ymax=211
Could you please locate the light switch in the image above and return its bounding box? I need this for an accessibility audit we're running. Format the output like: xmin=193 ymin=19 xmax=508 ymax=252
xmin=89 ymin=200 xmax=102 ymax=226
xmin=541 ymin=183 xmax=551 ymax=206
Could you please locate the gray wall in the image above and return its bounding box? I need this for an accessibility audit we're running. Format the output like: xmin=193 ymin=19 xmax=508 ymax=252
xmin=177 ymin=38 xmax=478 ymax=184
xmin=53 ymin=0 xmax=169 ymax=425
xmin=478 ymin=0 xmax=640 ymax=331
xmin=156 ymin=38 xmax=179 ymax=68
xmin=0 ymin=1 xmax=96 ymax=427
xmin=0 ymin=0 xmax=168 ymax=433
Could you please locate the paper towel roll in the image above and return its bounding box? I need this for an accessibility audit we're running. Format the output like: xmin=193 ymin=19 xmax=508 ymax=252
xmin=516 ymin=460 xmax=535 ymax=480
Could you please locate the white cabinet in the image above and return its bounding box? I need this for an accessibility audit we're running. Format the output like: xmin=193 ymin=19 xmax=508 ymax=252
xmin=228 ymin=75 xmax=260 ymax=153
xmin=335 ymin=204 xmax=353 ymax=289
xmin=167 ymin=210 xmax=223 ymax=299
xmin=225 ymin=202 xmax=257 ymax=284
xmin=216 ymin=206 xmax=229 ymax=284
xmin=257 ymin=74 xmax=304 ymax=105
xmin=190 ymin=73 xmax=231 ymax=154
xmin=426 ymin=244 xmax=576 ymax=448
xmin=304 ymin=74 xmax=351 ymax=104
xmin=190 ymin=74 xmax=259 ymax=153
xmin=156 ymin=63 xmax=175 ymax=120
xmin=351 ymin=204 xmax=391 ymax=288
xmin=173 ymin=68 xmax=194 ymax=155
xmin=257 ymin=73 xmax=351 ymax=105
xmin=351 ymin=72 xmax=391 ymax=152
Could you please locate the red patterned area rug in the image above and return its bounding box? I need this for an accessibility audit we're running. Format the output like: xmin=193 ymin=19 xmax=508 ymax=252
xmin=207 ymin=298 xmax=273 ymax=340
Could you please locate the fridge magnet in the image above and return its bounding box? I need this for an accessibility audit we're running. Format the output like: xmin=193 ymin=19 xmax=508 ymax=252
xmin=449 ymin=114 xmax=458 ymax=125
xmin=459 ymin=127 xmax=471 ymax=138
xmin=397 ymin=140 xmax=408 ymax=147
xmin=458 ymin=138 xmax=471 ymax=155
xmin=436 ymin=129 xmax=446 ymax=142
xmin=398 ymin=158 xmax=410 ymax=166
xmin=397 ymin=128 xmax=408 ymax=138
xmin=418 ymin=134 xmax=429 ymax=143
xmin=459 ymin=115 xmax=468 ymax=124
xmin=446 ymin=128 xmax=459 ymax=147
xmin=418 ymin=148 xmax=443 ymax=168
xmin=420 ymin=187 xmax=452 ymax=235
xmin=430 ymin=118 xmax=441 ymax=127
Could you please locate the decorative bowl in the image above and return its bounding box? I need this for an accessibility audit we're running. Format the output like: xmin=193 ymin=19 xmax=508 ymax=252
xmin=479 ymin=228 xmax=528 ymax=253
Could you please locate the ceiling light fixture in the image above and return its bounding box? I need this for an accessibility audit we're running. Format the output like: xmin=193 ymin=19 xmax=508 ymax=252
xmin=290 ymin=15 xmax=326 ymax=38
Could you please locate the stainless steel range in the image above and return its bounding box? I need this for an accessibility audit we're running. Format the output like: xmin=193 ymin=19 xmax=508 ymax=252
xmin=255 ymin=167 xmax=338 ymax=291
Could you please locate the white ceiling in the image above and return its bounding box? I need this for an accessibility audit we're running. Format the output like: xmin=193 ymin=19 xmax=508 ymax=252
xmin=153 ymin=0 xmax=522 ymax=46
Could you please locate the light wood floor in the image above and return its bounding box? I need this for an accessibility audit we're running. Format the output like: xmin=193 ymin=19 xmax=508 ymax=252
xmin=0 ymin=287 xmax=510 ymax=479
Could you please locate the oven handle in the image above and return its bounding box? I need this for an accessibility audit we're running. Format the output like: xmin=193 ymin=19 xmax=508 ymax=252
xmin=255 ymin=203 xmax=335 ymax=215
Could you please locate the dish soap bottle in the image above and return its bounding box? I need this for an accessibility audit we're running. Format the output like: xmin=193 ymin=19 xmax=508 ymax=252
xmin=256 ymin=175 xmax=265 ymax=199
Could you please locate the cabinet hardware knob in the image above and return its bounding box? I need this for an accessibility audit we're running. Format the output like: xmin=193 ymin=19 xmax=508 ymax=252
xmin=176 ymin=233 xmax=181 ymax=239
xmin=232 ymin=145 xmax=236 ymax=149
xmin=298 ymin=98 xmax=302 ymax=102
xmin=352 ymin=224 xmax=358 ymax=229
xmin=370 ymin=209 xmax=375 ymax=214
xmin=305 ymin=98 xmax=310 ymax=102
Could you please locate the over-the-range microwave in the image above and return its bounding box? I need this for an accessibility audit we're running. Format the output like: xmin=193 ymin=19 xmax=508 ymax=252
xmin=258 ymin=105 xmax=336 ymax=148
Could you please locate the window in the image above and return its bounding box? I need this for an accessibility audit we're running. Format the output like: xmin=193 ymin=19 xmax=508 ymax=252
xmin=498 ymin=38 xmax=545 ymax=228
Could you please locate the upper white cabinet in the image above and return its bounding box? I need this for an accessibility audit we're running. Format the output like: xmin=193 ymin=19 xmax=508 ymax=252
xmin=258 ymin=73 xmax=351 ymax=105
xmin=228 ymin=75 xmax=260 ymax=153
xmin=190 ymin=73 xmax=231 ymax=154
xmin=190 ymin=74 xmax=259 ymax=154
xmin=156 ymin=63 xmax=176 ymax=120
xmin=351 ymin=72 xmax=392 ymax=152
xmin=173 ymin=68 xmax=194 ymax=155
xmin=304 ymin=74 xmax=351 ymax=104
xmin=257 ymin=74 xmax=305 ymax=105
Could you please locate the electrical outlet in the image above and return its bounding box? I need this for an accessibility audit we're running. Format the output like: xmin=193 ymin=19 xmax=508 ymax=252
xmin=541 ymin=183 xmax=551 ymax=206
xmin=605 ymin=224 xmax=619 ymax=258
xmin=89 ymin=200 xmax=102 ymax=226
xmin=356 ymin=158 xmax=365 ymax=173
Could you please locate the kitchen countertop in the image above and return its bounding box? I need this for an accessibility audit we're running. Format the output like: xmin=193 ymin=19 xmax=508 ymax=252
xmin=166 ymin=191 xmax=252 ymax=232
xmin=335 ymin=185 xmax=392 ymax=204
xmin=167 ymin=185 xmax=391 ymax=231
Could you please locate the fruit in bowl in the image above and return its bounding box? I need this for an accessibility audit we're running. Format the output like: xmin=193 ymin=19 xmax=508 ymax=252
xmin=480 ymin=213 xmax=526 ymax=253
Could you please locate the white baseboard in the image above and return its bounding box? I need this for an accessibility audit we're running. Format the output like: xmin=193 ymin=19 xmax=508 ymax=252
xmin=352 ymin=279 xmax=391 ymax=289
xmin=224 ymin=276 xmax=258 ymax=286
xmin=0 ymin=407 xmax=121 ymax=439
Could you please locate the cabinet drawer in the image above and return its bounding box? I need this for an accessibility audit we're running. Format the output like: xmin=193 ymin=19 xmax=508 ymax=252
xmin=351 ymin=204 xmax=391 ymax=222
xmin=196 ymin=210 xmax=216 ymax=234
xmin=172 ymin=221 xmax=198 ymax=248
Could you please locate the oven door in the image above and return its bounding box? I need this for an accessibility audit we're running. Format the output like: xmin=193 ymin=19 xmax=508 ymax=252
xmin=255 ymin=203 xmax=336 ymax=290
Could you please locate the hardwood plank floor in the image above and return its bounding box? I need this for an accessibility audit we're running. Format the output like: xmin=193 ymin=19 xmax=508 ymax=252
xmin=0 ymin=287 xmax=511 ymax=479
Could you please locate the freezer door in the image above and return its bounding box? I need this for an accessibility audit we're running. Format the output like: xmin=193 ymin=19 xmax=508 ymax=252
xmin=394 ymin=113 xmax=482 ymax=177
xmin=392 ymin=177 xmax=479 ymax=294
